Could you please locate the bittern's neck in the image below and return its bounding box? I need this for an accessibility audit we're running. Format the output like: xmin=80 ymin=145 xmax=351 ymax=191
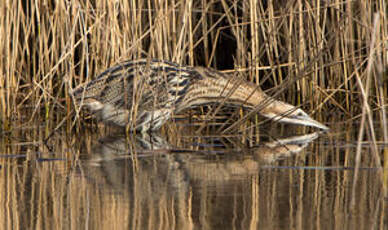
xmin=182 ymin=67 xmax=268 ymax=110
xmin=218 ymin=78 xmax=268 ymax=108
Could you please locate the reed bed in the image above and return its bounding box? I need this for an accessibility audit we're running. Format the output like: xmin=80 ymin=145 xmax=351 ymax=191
xmin=0 ymin=1 xmax=386 ymax=159
xmin=0 ymin=1 xmax=385 ymax=124
xmin=0 ymin=1 xmax=385 ymax=123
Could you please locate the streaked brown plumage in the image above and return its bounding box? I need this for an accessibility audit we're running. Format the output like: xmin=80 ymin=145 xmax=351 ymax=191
xmin=71 ymin=59 xmax=329 ymax=132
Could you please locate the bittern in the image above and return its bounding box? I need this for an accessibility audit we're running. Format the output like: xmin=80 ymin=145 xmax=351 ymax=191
xmin=71 ymin=59 xmax=329 ymax=132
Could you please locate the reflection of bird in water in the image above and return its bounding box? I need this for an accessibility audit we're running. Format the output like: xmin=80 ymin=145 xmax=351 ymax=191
xmin=84 ymin=132 xmax=319 ymax=165
xmin=80 ymin=132 xmax=318 ymax=194
xmin=71 ymin=59 xmax=329 ymax=132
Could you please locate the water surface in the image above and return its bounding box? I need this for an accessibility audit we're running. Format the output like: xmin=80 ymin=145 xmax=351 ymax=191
xmin=0 ymin=122 xmax=387 ymax=229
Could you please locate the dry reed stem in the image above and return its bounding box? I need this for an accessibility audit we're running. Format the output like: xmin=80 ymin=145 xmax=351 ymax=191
xmin=351 ymin=14 xmax=383 ymax=208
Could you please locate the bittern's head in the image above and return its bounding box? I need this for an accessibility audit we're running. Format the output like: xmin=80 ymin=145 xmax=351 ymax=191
xmin=259 ymin=99 xmax=329 ymax=130
xmin=70 ymin=84 xmax=105 ymax=112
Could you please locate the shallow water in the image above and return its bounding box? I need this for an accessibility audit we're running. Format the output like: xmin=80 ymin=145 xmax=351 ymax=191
xmin=0 ymin=121 xmax=387 ymax=229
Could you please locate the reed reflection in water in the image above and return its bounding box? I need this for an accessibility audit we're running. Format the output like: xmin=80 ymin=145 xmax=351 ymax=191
xmin=0 ymin=125 xmax=386 ymax=229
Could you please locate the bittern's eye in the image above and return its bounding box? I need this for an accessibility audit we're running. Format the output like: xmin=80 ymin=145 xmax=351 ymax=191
xmin=296 ymin=111 xmax=305 ymax=117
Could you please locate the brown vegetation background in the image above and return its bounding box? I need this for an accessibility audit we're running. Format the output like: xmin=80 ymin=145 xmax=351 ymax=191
xmin=0 ymin=0 xmax=386 ymax=134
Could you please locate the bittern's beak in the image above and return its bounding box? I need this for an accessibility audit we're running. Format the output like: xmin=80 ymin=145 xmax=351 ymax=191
xmin=263 ymin=107 xmax=329 ymax=131
xmin=286 ymin=112 xmax=330 ymax=130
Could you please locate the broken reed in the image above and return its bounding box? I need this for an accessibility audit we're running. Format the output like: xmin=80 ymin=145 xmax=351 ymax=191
xmin=0 ymin=0 xmax=386 ymax=136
